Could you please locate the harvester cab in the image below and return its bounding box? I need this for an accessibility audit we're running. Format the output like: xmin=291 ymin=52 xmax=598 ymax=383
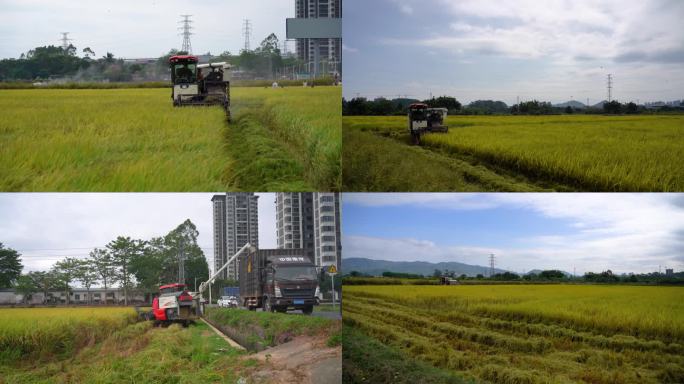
xmin=151 ymin=283 xmax=200 ymax=327
xmin=169 ymin=55 xmax=232 ymax=119
xmin=408 ymin=103 xmax=449 ymax=145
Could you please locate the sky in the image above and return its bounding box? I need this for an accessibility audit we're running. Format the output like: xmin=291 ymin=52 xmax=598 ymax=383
xmin=343 ymin=0 xmax=684 ymax=105
xmin=0 ymin=193 xmax=276 ymax=275
xmin=342 ymin=193 xmax=684 ymax=275
xmin=0 ymin=0 xmax=293 ymax=59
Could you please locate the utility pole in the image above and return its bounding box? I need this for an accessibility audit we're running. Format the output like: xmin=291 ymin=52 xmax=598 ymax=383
xmin=607 ymin=74 xmax=613 ymax=102
xmin=489 ymin=253 xmax=496 ymax=277
xmin=178 ymin=240 xmax=185 ymax=284
xmin=59 ymin=32 xmax=73 ymax=50
xmin=179 ymin=15 xmax=193 ymax=54
xmin=242 ymin=19 xmax=252 ymax=52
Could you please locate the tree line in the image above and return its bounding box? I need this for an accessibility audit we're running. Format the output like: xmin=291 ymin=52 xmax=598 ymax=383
xmin=342 ymin=96 xmax=681 ymax=116
xmin=0 ymin=220 xmax=209 ymax=305
xmin=0 ymin=32 xmax=302 ymax=82
xmin=344 ymin=268 xmax=684 ymax=285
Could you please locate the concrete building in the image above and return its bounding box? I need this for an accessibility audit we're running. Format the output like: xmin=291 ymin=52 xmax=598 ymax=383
xmin=276 ymin=193 xmax=316 ymax=261
xmin=294 ymin=0 xmax=342 ymax=73
xmin=0 ymin=288 xmax=146 ymax=305
xmin=212 ymin=193 xmax=259 ymax=280
xmin=666 ymin=268 xmax=674 ymax=276
xmin=313 ymin=192 xmax=341 ymax=269
xmin=276 ymin=193 xmax=341 ymax=270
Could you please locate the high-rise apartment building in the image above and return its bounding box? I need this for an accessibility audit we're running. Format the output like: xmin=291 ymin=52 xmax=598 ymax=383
xmin=313 ymin=192 xmax=341 ymax=269
xmin=294 ymin=0 xmax=342 ymax=72
xmin=276 ymin=192 xmax=341 ymax=270
xmin=211 ymin=193 xmax=259 ymax=280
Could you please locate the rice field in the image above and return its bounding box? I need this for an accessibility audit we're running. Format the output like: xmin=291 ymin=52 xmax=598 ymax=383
xmin=0 ymin=307 xmax=137 ymax=362
xmin=343 ymin=115 xmax=684 ymax=191
xmin=343 ymin=285 xmax=684 ymax=384
xmin=0 ymin=86 xmax=341 ymax=191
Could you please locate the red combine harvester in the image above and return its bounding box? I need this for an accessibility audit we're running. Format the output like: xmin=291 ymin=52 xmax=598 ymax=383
xmin=149 ymin=283 xmax=200 ymax=327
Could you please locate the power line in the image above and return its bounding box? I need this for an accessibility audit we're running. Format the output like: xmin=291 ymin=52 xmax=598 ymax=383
xmin=179 ymin=15 xmax=193 ymax=54
xmin=607 ymin=74 xmax=613 ymax=102
xmin=242 ymin=19 xmax=252 ymax=51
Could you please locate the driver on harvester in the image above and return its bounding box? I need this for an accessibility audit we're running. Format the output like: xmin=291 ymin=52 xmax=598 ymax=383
xmin=175 ymin=64 xmax=193 ymax=82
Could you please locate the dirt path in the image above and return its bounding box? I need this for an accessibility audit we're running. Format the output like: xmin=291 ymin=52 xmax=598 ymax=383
xmin=248 ymin=335 xmax=341 ymax=384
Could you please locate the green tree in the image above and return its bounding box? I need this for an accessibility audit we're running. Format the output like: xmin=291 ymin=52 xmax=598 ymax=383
xmin=432 ymin=269 xmax=443 ymax=278
xmin=90 ymin=248 xmax=117 ymax=305
xmin=603 ymin=100 xmax=622 ymax=114
xmin=15 ymin=275 xmax=38 ymax=304
xmin=28 ymin=270 xmax=60 ymax=304
xmin=75 ymin=259 xmax=98 ymax=304
xmin=53 ymin=257 xmax=81 ymax=305
xmin=0 ymin=243 xmax=22 ymax=288
xmin=107 ymin=237 xmax=145 ymax=305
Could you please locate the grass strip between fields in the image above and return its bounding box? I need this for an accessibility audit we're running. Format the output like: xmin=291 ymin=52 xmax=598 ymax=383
xmin=204 ymin=307 xmax=340 ymax=351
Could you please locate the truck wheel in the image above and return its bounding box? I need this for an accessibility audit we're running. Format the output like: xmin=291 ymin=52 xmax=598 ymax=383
xmin=302 ymin=305 xmax=314 ymax=315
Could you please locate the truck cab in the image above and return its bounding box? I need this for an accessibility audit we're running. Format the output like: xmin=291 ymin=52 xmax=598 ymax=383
xmin=240 ymin=249 xmax=320 ymax=315
xmin=263 ymin=258 xmax=319 ymax=314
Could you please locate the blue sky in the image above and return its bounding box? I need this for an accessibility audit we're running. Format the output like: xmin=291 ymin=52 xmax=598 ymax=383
xmin=0 ymin=0 xmax=292 ymax=59
xmin=342 ymin=193 xmax=684 ymax=274
xmin=343 ymin=0 xmax=684 ymax=105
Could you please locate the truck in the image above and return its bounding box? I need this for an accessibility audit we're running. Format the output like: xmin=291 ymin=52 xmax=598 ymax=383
xmin=239 ymin=249 xmax=320 ymax=315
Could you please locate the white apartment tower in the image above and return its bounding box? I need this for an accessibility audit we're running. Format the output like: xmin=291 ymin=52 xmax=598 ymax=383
xmin=211 ymin=193 xmax=259 ymax=280
xmin=294 ymin=0 xmax=342 ymax=72
xmin=276 ymin=192 xmax=341 ymax=270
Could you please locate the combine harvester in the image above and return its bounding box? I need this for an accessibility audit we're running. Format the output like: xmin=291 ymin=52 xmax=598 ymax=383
xmin=137 ymin=283 xmax=201 ymax=327
xmin=407 ymin=103 xmax=449 ymax=145
xmin=168 ymin=55 xmax=232 ymax=119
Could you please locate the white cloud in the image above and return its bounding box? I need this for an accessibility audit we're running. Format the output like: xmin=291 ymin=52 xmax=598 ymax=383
xmin=0 ymin=193 xmax=278 ymax=276
xmin=342 ymin=44 xmax=359 ymax=53
xmin=0 ymin=0 xmax=292 ymax=59
xmin=426 ymin=0 xmax=684 ymax=65
xmin=343 ymin=193 xmax=684 ymax=273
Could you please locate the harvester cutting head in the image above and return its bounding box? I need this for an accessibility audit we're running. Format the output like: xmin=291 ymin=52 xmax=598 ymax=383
xmin=169 ymin=55 xmax=232 ymax=120
xmin=408 ymin=103 xmax=449 ymax=145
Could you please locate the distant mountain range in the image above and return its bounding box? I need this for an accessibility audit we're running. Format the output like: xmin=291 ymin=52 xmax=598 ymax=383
xmin=553 ymin=100 xmax=587 ymax=109
xmin=342 ymin=257 xmax=509 ymax=277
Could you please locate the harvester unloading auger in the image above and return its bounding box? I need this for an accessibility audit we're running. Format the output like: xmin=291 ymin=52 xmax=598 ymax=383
xmin=169 ymin=55 xmax=232 ymax=120
xmin=408 ymin=103 xmax=449 ymax=145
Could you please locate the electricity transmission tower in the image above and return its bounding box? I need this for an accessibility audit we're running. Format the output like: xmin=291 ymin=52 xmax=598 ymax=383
xmin=242 ymin=19 xmax=252 ymax=51
xmin=60 ymin=32 xmax=73 ymax=50
xmin=489 ymin=253 xmax=496 ymax=277
xmin=179 ymin=15 xmax=193 ymax=54
xmin=607 ymin=74 xmax=613 ymax=102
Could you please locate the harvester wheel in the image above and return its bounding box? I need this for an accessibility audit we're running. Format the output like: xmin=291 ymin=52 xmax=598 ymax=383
xmin=411 ymin=132 xmax=421 ymax=145
xmin=302 ymin=305 xmax=314 ymax=315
